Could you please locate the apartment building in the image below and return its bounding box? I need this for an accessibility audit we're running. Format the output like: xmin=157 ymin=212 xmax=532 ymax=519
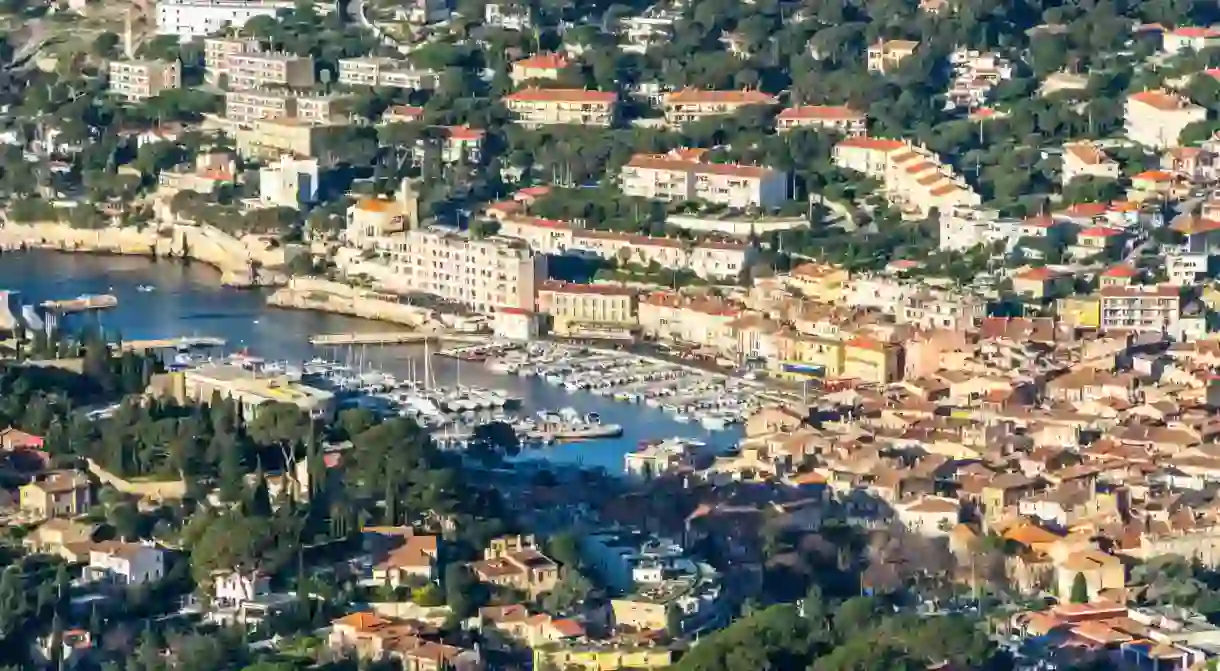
xmin=485 ymin=2 xmax=531 ymax=30
xmin=775 ymin=105 xmax=866 ymax=134
xmin=225 ymin=50 xmax=314 ymax=90
xmin=1162 ymin=146 xmax=1218 ymax=182
xmin=898 ymin=289 xmax=986 ymax=330
xmin=536 ymin=281 xmax=637 ymax=337
xmin=503 ymin=88 xmax=617 ymax=126
xmin=155 ymin=0 xmax=294 ymax=37
xmin=1061 ymin=141 xmax=1120 ymax=185
xmin=225 ymin=87 xmax=349 ymax=126
xmin=259 ymin=154 xmax=318 ymax=209
xmin=345 ymin=198 xmax=411 ymax=249
xmin=510 ymin=52 xmax=570 ymax=85
xmin=575 ymin=230 xmax=755 ymax=281
xmin=834 ymin=137 xmax=981 ymax=217
xmin=1124 ymin=90 xmax=1206 ymax=149
xmin=937 ymin=206 xmax=1059 ymax=252
xmin=108 ymin=59 xmax=181 ymax=102
xmin=379 ymin=227 xmax=545 ymax=312
xmin=337 ymin=57 xmax=440 ymax=90
xmin=638 ymin=294 xmax=740 ymax=348
xmin=620 ymin=148 xmax=787 ymax=209
xmin=235 ymin=118 xmax=343 ymax=161
xmin=1162 ymin=26 xmax=1220 ymax=55
xmin=203 ymin=36 xmax=260 ymax=84
xmin=497 ymin=215 xmax=579 ymax=254
xmin=866 ymin=39 xmax=919 ymax=73
xmin=661 ymin=89 xmax=778 ymax=125
xmin=1099 ymin=284 xmax=1181 ymax=333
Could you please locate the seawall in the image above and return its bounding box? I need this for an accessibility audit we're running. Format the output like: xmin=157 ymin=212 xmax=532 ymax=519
xmin=0 ymin=222 xmax=289 ymax=287
xmin=267 ymin=277 xmax=436 ymax=326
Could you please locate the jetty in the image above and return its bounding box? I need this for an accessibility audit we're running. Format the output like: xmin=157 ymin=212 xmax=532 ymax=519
xmin=120 ymin=337 xmax=226 ymax=351
xmin=309 ymin=332 xmax=489 ymax=346
xmin=41 ymin=294 xmax=118 ymax=314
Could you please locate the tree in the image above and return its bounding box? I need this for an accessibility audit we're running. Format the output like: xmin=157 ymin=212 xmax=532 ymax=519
xmin=1070 ymin=572 xmax=1090 ymax=603
xmin=666 ymin=602 xmax=683 ymax=636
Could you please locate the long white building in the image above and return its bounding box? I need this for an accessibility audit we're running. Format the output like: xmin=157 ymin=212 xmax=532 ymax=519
xmin=156 ymin=0 xmax=296 ymax=38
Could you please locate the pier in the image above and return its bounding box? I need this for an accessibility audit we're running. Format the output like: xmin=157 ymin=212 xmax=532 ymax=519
xmin=119 ymin=337 xmax=227 ymax=351
xmin=309 ymin=332 xmax=489 ymax=346
xmin=40 ymin=294 xmax=118 ymax=314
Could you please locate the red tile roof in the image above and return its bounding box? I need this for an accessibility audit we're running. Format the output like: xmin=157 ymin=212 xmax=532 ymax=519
xmin=513 ymin=52 xmax=569 ymax=70
xmin=837 ymin=136 xmax=906 ymax=151
xmin=1079 ymin=226 xmax=1122 ymax=237
xmin=1102 ymin=264 xmax=1137 ymax=278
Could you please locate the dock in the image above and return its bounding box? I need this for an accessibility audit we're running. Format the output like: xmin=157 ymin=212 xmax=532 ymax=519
xmin=119 ymin=337 xmax=227 ymax=351
xmin=309 ymin=332 xmax=489 ymax=346
xmin=41 ymin=294 xmax=118 ymax=313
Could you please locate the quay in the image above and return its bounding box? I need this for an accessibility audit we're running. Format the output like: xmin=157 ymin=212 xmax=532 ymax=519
xmin=309 ymin=332 xmax=489 ymax=346
xmin=40 ymin=294 xmax=118 ymax=313
xmin=120 ymin=337 xmax=226 ymax=351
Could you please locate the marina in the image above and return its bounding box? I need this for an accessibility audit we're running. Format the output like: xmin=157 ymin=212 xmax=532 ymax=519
xmin=0 ymin=251 xmax=746 ymax=471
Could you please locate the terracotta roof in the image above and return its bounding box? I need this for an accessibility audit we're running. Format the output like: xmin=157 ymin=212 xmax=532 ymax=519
xmin=1171 ymin=216 xmax=1220 ymax=235
xmin=664 ymin=88 xmax=778 ymax=105
xmin=539 ymin=280 xmax=635 ymax=296
xmin=929 ymin=184 xmax=960 ymax=196
xmin=503 ymin=215 xmax=572 ymax=230
xmin=1129 ymin=90 xmax=1195 ymax=112
xmin=1016 ymin=266 xmax=1058 ymax=281
xmin=513 ymin=52 xmax=569 ymax=70
xmin=505 ymin=87 xmax=616 ymax=103
xmin=624 ymin=152 xmax=778 ymax=178
xmin=1172 ymin=26 xmax=1220 ymax=38
xmin=355 ymin=198 xmax=399 ymax=213
xmin=1063 ymin=142 xmax=1111 ymax=166
xmin=1079 ymin=226 xmax=1122 ymax=237
xmin=439 ymin=125 xmax=485 ymax=141
xmin=1132 ymin=169 xmax=1174 ymax=182
xmin=1102 ymin=264 xmax=1137 ymax=278
xmin=778 ymin=105 xmax=864 ymax=121
xmin=1098 ymin=284 xmax=1178 ymax=298
xmin=333 ymin=612 xmax=389 ymax=631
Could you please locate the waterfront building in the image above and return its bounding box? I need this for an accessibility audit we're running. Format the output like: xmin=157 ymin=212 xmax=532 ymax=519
xmin=536 ymin=281 xmax=637 ymax=338
xmin=259 ymin=155 xmax=319 ymax=209
xmin=503 ymin=88 xmax=617 ymax=126
xmin=377 ymin=227 xmax=546 ymax=312
xmin=163 ymin=365 xmax=336 ymax=419
xmin=155 ymin=0 xmax=296 ymax=37
xmin=108 ymin=59 xmax=181 ymax=101
xmin=619 ymin=148 xmax=788 ymax=210
xmin=158 ymin=153 xmax=236 ymax=195
xmin=661 ymin=89 xmax=777 ymax=126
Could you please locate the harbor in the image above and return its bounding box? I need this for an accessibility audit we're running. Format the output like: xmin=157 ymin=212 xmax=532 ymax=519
xmin=0 ymin=251 xmax=745 ymax=471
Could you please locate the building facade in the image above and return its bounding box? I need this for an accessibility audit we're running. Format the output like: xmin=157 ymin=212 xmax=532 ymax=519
xmin=776 ymin=105 xmax=866 ymax=134
xmin=155 ymin=0 xmax=295 ymax=37
xmin=503 ymin=88 xmax=617 ymax=126
xmin=108 ymin=59 xmax=181 ymax=101
xmin=620 ymin=148 xmax=787 ymax=209
xmin=1125 ymin=90 xmax=1207 ymax=149
xmin=661 ymin=89 xmax=777 ymax=125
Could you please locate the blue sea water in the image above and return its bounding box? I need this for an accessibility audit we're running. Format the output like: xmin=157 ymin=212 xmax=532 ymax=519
xmin=0 ymin=251 xmax=743 ymax=471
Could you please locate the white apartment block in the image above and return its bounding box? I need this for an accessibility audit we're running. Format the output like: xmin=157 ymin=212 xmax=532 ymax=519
xmin=1062 ymin=141 xmax=1120 ymax=185
xmin=336 ymin=57 xmax=440 ymax=91
xmin=834 ymin=137 xmax=981 ymax=218
xmin=1125 ymin=90 xmax=1206 ymax=149
xmin=843 ymin=275 xmax=918 ymax=314
xmin=619 ymin=148 xmax=788 ymax=209
xmin=484 ymin=2 xmax=532 ymax=30
xmin=775 ymin=105 xmax=866 ymax=134
xmin=155 ymin=0 xmax=295 ymax=37
xmin=1166 ymin=253 xmax=1208 ymax=286
xmin=899 ymin=289 xmax=986 ymax=330
xmin=945 ymin=49 xmax=1013 ymax=111
xmin=938 ymin=205 xmax=1054 ymax=252
xmin=379 ymin=227 xmax=546 ymax=312
xmin=617 ymin=14 xmax=676 ymax=53
xmin=661 ymin=89 xmax=778 ymax=125
xmin=1162 ymin=27 xmax=1220 ymax=55
xmin=259 ymin=155 xmax=319 ymax=209
xmin=1099 ymin=285 xmax=1181 ymax=333
xmin=503 ymin=88 xmax=617 ymax=126
xmin=570 ymin=231 xmax=755 ymax=281
xmin=225 ymin=51 xmax=315 ymax=90
xmin=108 ymin=59 xmax=181 ymax=101
xmin=204 ymin=36 xmax=261 ymax=84
xmin=497 ymin=216 xmax=579 ymax=255
xmin=866 ymin=39 xmax=919 ymax=74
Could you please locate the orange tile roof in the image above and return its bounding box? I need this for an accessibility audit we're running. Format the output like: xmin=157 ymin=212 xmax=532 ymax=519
xmin=1016 ymin=266 xmax=1058 ymax=281
xmin=929 ymin=184 xmax=960 ymax=196
xmin=1101 ymin=264 xmax=1137 ymax=278
xmin=505 ymin=87 xmax=616 ymax=103
xmin=333 ymin=612 xmax=389 ymax=631
xmin=513 ymin=52 xmax=569 ymax=70
xmin=1173 ymin=26 xmax=1220 ymax=38
xmin=905 ymin=161 xmax=936 ymax=174
xmin=1132 ymin=169 xmax=1174 ymax=182
xmin=846 ymin=335 xmax=888 ymax=352
xmin=665 ymin=88 xmax=778 ymax=105
xmin=1129 ymin=90 xmax=1193 ymax=112
xmin=1171 ymin=216 xmax=1220 ymax=235
xmin=439 ymin=125 xmax=485 ymax=141
xmin=1079 ymin=226 xmax=1122 ymax=237
xmin=1064 ymin=142 xmax=1110 ymax=166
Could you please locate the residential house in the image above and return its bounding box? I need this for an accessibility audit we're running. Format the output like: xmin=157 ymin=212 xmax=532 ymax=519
xmin=20 ymin=471 xmax=92 ymax=518
xmin=87 ymin=541 xmax=165 ymax=586
xmin=1061 ymin=142 xmax=1119 ymax=185
xmin=1124 ymin=90 xmax=1206 ymax=148
xmin=619 ymin=148 xmax=788 ymax=209
xmin=469 ymin=535 xmax=559 ymax=598
xmin=510 ymin=53 xmax=570 ymax=85
xmin=866 ymin=39 xmax=919 ymax=73
xmin=775 ymin=106 xmax=866 ymax=135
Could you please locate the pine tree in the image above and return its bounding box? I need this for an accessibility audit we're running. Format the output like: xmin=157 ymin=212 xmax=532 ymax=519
xmin=1070 ymin=572 xmax=1090 ymax=603
xmin=249 ymin=464 xmax=272 ymax=517
xmin=217 ymin=441 xmax=244 ymax=503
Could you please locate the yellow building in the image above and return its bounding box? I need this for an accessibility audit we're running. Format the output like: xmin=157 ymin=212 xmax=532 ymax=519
xmin=769 ymin=331 xmax=844 ymax=381
xmin=533 ymin=643 xmax=675 ymax=671
xmin=1057 ymin=295 xmax=1100 ymax=329
xmin=783 ymin=263 xmax=849 ymax=302
xmin=536 ymin=281 xmax=638 ymax=339
xmin=20 ymin=471 xmax=93 ymax=518
xmin=843 ymin=336 xmax=901 ymax=384
xmin=235 ymin=118 xmax=343 ymax=161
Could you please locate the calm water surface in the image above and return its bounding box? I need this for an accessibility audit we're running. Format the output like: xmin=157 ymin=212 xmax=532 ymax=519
xmin=0 ymin=251 xmax=743 ymax=471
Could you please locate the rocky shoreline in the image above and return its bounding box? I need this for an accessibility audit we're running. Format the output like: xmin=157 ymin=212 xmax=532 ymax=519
xmin=0 ymin=221 xmax=288 ymax=288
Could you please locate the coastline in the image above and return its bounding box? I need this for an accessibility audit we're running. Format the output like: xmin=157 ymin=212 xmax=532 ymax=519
xmin=0 ymin=221 xmax=287 ymax=288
